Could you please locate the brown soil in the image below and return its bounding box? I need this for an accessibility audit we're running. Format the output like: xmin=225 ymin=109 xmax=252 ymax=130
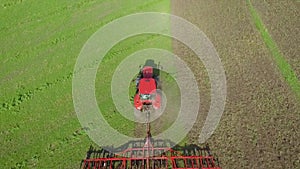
xmin=171 ymin=0 xmax=300 ymax=168
xmin=251 ymin=0 xmax=300 ymax=79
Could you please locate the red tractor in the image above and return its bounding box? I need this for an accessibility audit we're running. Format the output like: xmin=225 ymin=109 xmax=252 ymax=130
xmin=134 ymin=65 xmax=161 ymax=111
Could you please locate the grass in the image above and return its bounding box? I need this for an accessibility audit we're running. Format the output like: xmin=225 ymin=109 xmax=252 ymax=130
xmin=247 ymin=0 xmax=300 ymax=99
xmin=0 ymin=0 xmax=172 ymax=168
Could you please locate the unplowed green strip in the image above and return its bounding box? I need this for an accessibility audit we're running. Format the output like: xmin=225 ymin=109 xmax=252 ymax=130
xmin=247 ymin=0 xmax=300 ymax=99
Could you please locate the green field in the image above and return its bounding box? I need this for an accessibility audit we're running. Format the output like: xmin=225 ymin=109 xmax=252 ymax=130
xmin=1 ymin=0 xmax=171 ymax=168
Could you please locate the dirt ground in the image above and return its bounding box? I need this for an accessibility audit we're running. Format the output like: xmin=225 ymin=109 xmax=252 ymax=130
xmin=171 ymin=0 xmax=300 ymax=168
xmin=251 ymin=0 xmax=300 ymax=79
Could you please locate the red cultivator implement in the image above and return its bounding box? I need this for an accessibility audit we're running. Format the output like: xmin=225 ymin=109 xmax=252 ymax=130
xmin=82 ymin=143 xmax=221 ymax=169
xmin=81 ymin=107 xmax=221 ymax=169
xmin=81 ymin=138 xmax=221 ymax=169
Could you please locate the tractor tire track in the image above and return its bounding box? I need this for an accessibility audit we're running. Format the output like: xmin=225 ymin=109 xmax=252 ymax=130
xmin=0 ymin=0 xmax=166 ymax=100
xmin=0 ymin=34 xmax=160 ymax=114
xmin=7 ymin=126 xmax=87 ymax=169
xmin=1 ymin=0 xmax=24 ymax=9
xmin=1 ymin=0 xmax=103 ymax=37
xmin=0 ymin=73 xmax=73 ymax=113
xmin=1 ymin=0 xmax=164 ymax=65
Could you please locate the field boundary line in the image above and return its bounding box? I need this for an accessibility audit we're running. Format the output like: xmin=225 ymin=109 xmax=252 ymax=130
xmin=247 ymin=0 xmax=300 ymax=99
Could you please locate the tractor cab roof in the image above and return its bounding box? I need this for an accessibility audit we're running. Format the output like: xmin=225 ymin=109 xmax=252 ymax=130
xmin=142 ymin=66 xmax=153 ymax=78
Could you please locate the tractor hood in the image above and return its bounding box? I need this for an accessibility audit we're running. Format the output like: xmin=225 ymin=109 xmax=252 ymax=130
xmin=139 ymin=78 xmax=156 ymax=94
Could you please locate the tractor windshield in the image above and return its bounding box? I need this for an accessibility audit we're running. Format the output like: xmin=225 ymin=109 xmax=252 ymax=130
xmin=140 ymin=94 xmax=151 ymax=100
xmin=140 ymin=93 xmax=156 ymax=100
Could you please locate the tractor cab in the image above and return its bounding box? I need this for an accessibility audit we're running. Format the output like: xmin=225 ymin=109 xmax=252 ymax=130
xmin=134 ymin=66 xmax=161 ymax=111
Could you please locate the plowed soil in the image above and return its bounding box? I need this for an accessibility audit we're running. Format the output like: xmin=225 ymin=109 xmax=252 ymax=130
xmin=171 ymin=1 xmax=300 ymax=168
xmin=251 ymin=0 xmax=300 ymax=79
